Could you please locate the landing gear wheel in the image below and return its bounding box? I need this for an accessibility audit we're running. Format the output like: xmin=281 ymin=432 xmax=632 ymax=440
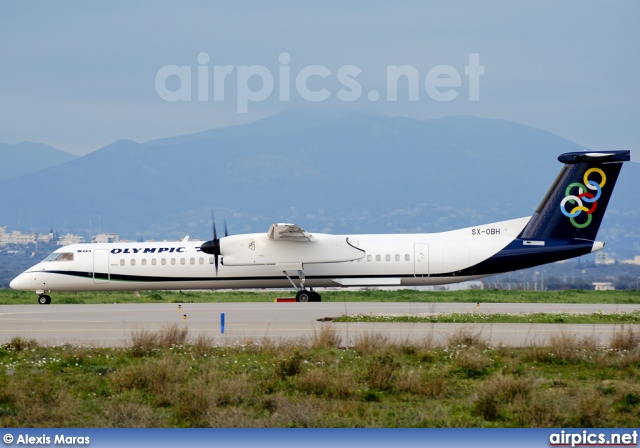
xmin=295 ymin=290 xmax=321 ymax=302
xmin=296 ymin=290 xmax=311 ymax=302
xmin=38 ymin=294 xmax=51 ymax=305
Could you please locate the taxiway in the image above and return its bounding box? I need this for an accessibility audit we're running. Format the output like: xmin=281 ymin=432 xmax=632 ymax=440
xmin=1 ymin=302 xmax=638 ymax=347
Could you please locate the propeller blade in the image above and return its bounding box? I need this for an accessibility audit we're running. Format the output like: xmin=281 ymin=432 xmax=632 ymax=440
xmin=212 ymin=212 xmax=218 ymax=241
xmin=200 ymin=213 xmax=227 ymax=276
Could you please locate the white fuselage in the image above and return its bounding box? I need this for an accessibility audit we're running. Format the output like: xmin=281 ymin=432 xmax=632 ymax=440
xmin=10 ymin=217 xmax=531 ymax=293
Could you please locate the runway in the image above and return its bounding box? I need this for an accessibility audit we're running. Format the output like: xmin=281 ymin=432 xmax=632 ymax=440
xmin=0 ymin=302 xmax=638 ymax=347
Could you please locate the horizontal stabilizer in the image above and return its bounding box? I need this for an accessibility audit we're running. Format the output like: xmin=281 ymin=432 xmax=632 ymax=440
xmin=558 ymin=151 xmax=631 ymax=164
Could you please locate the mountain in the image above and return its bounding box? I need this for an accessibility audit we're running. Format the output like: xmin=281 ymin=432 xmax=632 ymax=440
xmin=0 ymin=142 xmax=77 ymax=180
xmin=1 ymin=112 xmax=638 ymax=258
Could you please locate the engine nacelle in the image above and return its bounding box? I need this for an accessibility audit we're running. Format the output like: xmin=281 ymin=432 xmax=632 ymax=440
xmin=220 ymin=233 xmax=364 ymax=266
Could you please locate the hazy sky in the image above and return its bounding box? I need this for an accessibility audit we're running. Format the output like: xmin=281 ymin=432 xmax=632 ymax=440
xmin=1 ymin=1 xmax=638 ymax=155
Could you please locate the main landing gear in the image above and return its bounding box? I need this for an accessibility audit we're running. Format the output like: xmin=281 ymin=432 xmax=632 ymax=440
xmin=38 ymin=294 xmax=52 ymax=305
xmin=295 ymin=289 xmax=321 ymax=303
xmin=283 ymin=269 xmax=322 ymax=302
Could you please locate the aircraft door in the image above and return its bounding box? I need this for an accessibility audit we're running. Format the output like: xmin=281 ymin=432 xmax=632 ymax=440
xmin=414 ymin=244 xmax=429 ymax=276
xmin=93 ymin=249 xmax=110 ymax=284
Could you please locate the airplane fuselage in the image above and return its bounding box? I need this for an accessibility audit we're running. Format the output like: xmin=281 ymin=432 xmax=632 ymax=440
xmin=12 ymin=217 xmax=542 ymax=293
xmin=10 ymin=149 xmax=630 ymax=303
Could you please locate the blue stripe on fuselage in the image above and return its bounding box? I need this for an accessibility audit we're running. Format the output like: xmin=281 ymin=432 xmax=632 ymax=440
xmin=458 ymin=238 xmax=593 ymax=276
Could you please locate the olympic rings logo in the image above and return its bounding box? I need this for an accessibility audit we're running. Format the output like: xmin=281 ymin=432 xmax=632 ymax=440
xmin=559 ymin=168 xmax=607 ymax=229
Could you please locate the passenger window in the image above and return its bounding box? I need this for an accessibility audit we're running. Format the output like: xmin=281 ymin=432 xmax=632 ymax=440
xmin=152 ymin=259 xmax=157 ymax=266
xmin=367 ymin=255 xmax=372 ymax=262
xmin=171 ymin=258 xmax=176 ymax=265
xmin=120 ymin=259 xmax=125 ymax=267
xmin=209 ymin=257 xmax=215 ymax=264
xmin=395 ymin=254 xmax=400 ymax=261
xmin=405 ymin=254 xmax=410 ymax=261
xmin=190 ymin=258 xmax=195 ymax=265
xmin=199 ymin=258 xmax=204 ymax=265
xmin=130 ymin=259 xmax=136 ymax=266
xmin=376 ymin=255 xmax=381 ymax=262
xmin=142 ymin=259 xmax=147 ymax=266
xmin=161 ymin=259 xmax=166 ymax=265
xmin=385 ymin=254 xmax=390 ymax=262
xmin=180 ymin=258 xmax=185 ymax=265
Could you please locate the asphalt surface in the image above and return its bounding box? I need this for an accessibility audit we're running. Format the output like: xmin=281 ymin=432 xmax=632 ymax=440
xmin=0 ymin=302 xmax=638 ymax=347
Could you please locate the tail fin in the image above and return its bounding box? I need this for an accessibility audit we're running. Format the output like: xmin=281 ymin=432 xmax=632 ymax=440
xmin=519 ymin=150 xmax=630 ymax=241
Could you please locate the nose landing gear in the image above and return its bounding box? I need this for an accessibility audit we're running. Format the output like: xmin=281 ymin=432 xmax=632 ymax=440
xmin=38 ymin=294 xmax=52 ymax=305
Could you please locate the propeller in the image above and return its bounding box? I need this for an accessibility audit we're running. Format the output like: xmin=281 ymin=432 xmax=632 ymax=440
xmin=200 ymin=214 xmax=228 ymax=275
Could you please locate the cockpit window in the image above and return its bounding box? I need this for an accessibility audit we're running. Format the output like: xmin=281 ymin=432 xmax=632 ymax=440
xmin=44 ymin=252 xmax=74 ymax=262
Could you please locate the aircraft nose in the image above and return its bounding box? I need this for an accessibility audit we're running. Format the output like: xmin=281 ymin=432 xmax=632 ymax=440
xmin=10 ymin=273 xmax=32 ymax=291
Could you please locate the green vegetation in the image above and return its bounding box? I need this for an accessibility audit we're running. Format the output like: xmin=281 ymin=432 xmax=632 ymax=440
xmin=1 ymin=288 xmax=640 ymax=305
xmin=334 ymin=311 xmax=640 ymax=324
xmin=2 ymin=325 xmax=640 ymax=427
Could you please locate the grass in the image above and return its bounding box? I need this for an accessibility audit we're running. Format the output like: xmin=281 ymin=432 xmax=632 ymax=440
xmin=1 ymin=288 xmax=640 ymax=305
xmin=2 ymin=325 xmax=640 ymax=427
xmin=333 ymin=310 xmax=640 ymax=324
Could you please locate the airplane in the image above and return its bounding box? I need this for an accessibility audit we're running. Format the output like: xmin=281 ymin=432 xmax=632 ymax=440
xmin=10 ymin=150 xmax=631 ymax=304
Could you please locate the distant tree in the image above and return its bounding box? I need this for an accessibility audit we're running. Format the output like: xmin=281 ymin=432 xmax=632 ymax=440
xmin=544 ymin=276 xmax=564 ymax=290
xmin=615 ymin=275 xmax=639 ymax=290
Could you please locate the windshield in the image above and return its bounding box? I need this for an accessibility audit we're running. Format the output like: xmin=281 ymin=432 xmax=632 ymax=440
xmin=43 ymin=252 xmax=74 ymax=262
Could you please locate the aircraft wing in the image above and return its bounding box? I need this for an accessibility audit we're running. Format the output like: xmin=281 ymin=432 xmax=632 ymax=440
xmin=267 ymin=223 xmax=315 ymax=242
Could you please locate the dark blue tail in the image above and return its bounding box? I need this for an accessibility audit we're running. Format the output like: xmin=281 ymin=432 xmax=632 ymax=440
xmin=458 ymin=150 xmax=630 ymax=277
xmin=519 ymin=150 xmax=630 ymax=242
